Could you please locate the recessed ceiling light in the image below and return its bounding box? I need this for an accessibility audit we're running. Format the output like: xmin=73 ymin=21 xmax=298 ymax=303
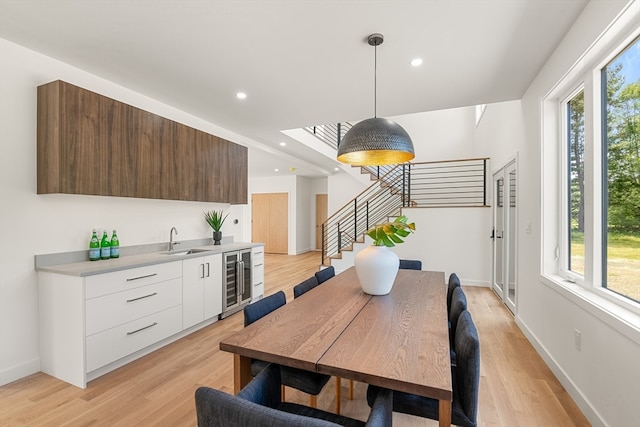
xmin=334 ymin=167 xmax=339 ymax=171
xmin=280 ymin=142 xmax=286 ymax=146
xmin=274 ymin=168 xmax=279 ymax=172
xmin=410 ymin=58 xmax=423 ymax=67
xmin=236 ymin=92 xmax=247 ymax=99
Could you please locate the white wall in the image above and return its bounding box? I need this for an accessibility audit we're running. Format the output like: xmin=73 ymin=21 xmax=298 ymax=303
xmin=477 ymin=2 xmax=640 ymax=426
xmin=0 ymin=39 xmax=250 ymax=385
xmin=392 ymin=106 xmax=477 ymax=162
xmin=392 ymin=207 xmax=491 ymax=286
xmin=308 ymin=178 xmax=328 ymax=250
xmin=296 ymin=177 xmax=312 ymax=254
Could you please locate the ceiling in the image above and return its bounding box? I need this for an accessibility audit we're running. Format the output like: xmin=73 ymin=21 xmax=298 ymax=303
xmin=0 ymin=0 xmax=588 ymax=178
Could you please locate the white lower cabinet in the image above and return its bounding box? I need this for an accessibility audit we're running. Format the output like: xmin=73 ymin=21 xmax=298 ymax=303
xmin=39 ymin=262 xmax=183 ymax=388
xmin=38 ymin=247 xmax=244 ymax=388
xmin=182 ymin=254 xmax=222 ymax=329
xmin=252 ymin=247 xmax=265 ymax=300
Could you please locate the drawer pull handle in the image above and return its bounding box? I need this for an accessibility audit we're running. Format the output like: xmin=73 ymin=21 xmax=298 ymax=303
xmin=126 ymin=273 xmax=158 ymax=281
xmin=127 ymin=322 xmax=158 ymax=335
xmin=255 ymin=282 xmax=263 ymax=286
xmin=255 ymin=263 xmax=263 ymax=267
xmin=126 ymin=292 xmax=158 ymax=303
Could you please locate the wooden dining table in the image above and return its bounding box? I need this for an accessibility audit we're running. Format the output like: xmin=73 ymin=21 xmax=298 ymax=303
xmin=219 ymin=267 xmax=452 ymax=427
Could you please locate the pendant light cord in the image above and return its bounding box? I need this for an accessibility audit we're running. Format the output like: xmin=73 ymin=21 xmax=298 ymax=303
xmin=374 ymin=43 xmax=377 ymax=118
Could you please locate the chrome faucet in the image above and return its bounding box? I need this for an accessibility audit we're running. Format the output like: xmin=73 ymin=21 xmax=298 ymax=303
xmin=169 ymin=227 xmax=180 ymax=251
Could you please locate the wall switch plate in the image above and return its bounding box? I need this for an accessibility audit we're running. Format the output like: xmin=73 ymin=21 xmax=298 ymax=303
xmin=574 ymin=329 xmax=582 ymax=351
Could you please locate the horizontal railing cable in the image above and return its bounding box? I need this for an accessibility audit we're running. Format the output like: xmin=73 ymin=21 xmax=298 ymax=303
xmin=321 ymin=158 xmax=490 ymax=265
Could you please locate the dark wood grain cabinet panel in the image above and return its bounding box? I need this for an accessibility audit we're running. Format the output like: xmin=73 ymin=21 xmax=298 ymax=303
xmin=37 ymin=80 xmax=247 ymax=203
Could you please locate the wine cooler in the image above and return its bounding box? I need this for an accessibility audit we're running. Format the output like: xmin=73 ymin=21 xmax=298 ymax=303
xmin=220 ymin=249 xmax=252 ymax=319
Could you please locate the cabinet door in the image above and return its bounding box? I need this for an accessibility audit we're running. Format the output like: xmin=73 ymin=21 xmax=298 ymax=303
xmin=182 ymin=257 xmax=205 ymax=329
xmin=60 ymin=81 xmax=105 ymax=195
xmin=203 ymin=254 xmax=223 ymax=319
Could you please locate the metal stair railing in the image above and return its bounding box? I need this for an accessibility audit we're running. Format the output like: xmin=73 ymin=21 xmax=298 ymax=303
xmin=321 ymin=157 xmax=489 ymax=265
xmin=304 ymin=122 xmax=353 ymax=150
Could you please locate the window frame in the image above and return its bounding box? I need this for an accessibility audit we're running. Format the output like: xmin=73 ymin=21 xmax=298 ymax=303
xmin=541 ymin=4 xmax=640 ymax=322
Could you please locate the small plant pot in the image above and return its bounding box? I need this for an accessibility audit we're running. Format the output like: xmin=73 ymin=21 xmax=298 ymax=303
xmin=213 ymin=231 xmax=222 ymax=245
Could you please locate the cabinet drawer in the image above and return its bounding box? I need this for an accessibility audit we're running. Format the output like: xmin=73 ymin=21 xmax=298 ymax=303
xmin=86 ymin=305 xmax=182 ymax=372
xmin=252 ymin=264 xmax=264 ymax=283
xmin=85 ymin=261 xmax=182 ymax=299
xmin=252 ymin=247 xmax=264 ymax=260
xmin=86 ymin=278 xmax=182 ymax=336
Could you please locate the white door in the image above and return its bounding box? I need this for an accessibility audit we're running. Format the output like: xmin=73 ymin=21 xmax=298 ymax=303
xmin=492 ymin=160 xmax=517 ymax=314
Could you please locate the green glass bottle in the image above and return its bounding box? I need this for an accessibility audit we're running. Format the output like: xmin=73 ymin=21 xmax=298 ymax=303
xmin=100 ymin=230 xmax=111 ymax=260
xmin=89 ymin=229 xmax=100 ymax=261
xmin=110 ymin=229 xmax=120 ymax=258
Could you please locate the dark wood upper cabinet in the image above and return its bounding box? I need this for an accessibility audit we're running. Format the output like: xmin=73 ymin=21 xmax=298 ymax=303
xmin=37 ymin=80 xmax=247 ymax=204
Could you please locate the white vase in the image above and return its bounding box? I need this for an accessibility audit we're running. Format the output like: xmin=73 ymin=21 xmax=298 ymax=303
xmin=354 ymin=245 xmax=400 ymax=295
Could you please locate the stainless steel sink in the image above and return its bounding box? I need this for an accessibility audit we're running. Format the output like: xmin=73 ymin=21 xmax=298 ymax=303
xmin=163 ymin=248 xmax=210 ymax=256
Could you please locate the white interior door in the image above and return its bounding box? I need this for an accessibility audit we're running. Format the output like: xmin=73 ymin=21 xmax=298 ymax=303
xmin=492 ymin=171 xmax=505 ymax=300
xmin=492 ymin=160 xmax=517 ymax=314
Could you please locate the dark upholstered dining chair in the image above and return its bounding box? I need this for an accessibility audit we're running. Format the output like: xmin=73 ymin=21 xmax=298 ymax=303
xmin=367 ymin=310 xmax=480 ymax=427
xmin=293 ymin=276 xmax=320 ymax=299
xmin=449 ymin=286 xmax=468 ymax=366
xmin=315 ymin=266 xmax=335 ymax=284
xmin=243 ymin=291 xmax=331 ymax=409
xmin=447 ymin=272 xmax=461 ymax=313
xmin=195 ymin=363 xmax=393 ymax=427
xmin=399 ymin=259 xmax=422 ymax=270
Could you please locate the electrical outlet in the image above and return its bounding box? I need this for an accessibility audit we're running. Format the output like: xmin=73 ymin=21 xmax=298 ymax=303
xmin=574 ymin=329 xmax=582 ymax=351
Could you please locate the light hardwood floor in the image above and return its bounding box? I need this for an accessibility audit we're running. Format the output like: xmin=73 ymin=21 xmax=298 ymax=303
xmin=0 ymin=252 xmax=590 ymax=426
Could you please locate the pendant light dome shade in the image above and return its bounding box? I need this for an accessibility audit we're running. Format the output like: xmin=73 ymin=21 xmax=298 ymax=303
xmin=337 ymin=117 xmax=415 ymax=166
xmin=337 ymin=33 xmax=415 ymax=166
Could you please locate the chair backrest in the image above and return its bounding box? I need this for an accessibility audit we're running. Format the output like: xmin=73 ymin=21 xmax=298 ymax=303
xmin=243 ymin=290 xmax=286 ymax=327
xmin=196 ymin=363 xmax=392 ymax=427
xmin=314 ymin=266 xmax=335 ymax=284
xmin=399 ymin=259 xmax=422 ymax=270
xmin=449 ymin=286 xmax=468 ymax=344
xmin=453 ymin=310 xmax=480 ymax=426
xmin=195 ymin=371 xmax=339 ymax=427
xmin=447 ymin=272 xmax=461 ymax=312
xmin=293 ymin=276 xmax=320 ymax=298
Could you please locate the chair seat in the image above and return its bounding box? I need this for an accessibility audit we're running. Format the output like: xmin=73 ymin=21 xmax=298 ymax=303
xmin=252 ymin=359 xmax=331 ymax=396
xmin=367 ymin=382 xmax=475 ymax=427
xmin=278 ymin=402 xmax=366 ymax=427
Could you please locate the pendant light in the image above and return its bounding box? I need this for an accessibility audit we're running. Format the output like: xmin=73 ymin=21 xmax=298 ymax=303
xmin=337 ymin=33 xmax=415 ymax=166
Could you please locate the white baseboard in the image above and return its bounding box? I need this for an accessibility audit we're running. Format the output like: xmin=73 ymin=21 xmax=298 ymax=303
xmin=460 ymin=279 xmax=490 ymax=287
xmin=515 ymin=317 xmax=606 ymax=427
xmin=0 ymin=357 xmax=40 ymax=387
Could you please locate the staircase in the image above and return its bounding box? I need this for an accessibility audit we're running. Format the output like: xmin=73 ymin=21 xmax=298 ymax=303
xmin=321 ymin=158 xmax=489 ymax=271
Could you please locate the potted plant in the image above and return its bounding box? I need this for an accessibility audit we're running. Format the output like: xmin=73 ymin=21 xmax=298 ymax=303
xmin=205 ymin=210 xmax=229 ymax=245
xmin=355 ymin=215 xmax=415 ymax=295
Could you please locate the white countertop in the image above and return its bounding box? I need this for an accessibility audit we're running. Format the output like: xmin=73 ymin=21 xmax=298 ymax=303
xmin=36 ymin=242 xmax=264 ymax=277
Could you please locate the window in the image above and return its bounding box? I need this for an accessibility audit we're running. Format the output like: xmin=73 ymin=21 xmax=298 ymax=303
xmin=601 ymin=38 xmax=640 ymax=302
xmin=475 ymin=104 xmax=487 ymax=126
xmin=543 ymin=5 xmax=639 ymax=313
xmin=567 ymin=89 xmax=586 ymax=277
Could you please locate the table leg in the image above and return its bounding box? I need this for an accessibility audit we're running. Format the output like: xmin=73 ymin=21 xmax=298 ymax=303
xmin=439 ymin=399 xmax=451 ymax=427
xmin=233 ymin=354 xmax=252 ymax=394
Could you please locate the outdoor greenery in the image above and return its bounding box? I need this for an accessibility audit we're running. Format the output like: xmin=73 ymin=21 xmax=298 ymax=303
xmin=570 ymin=65 xmax=639 ymax=234
xmin=569 ymin=38 xmax=639 ymax=303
